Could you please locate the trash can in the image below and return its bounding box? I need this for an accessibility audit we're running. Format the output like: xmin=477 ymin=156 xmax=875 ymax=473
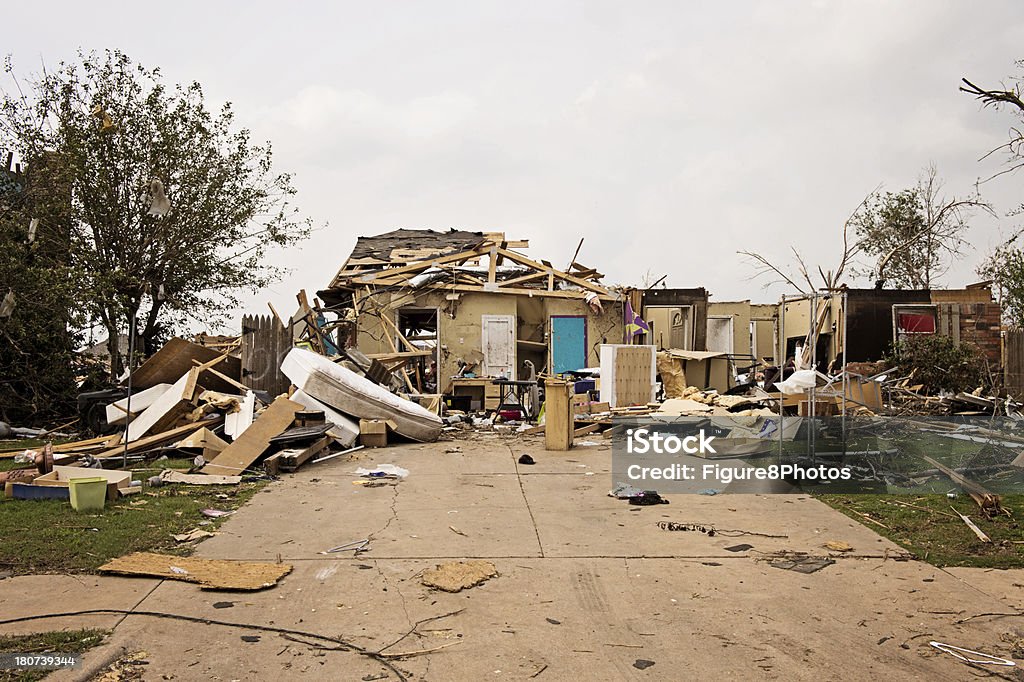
xmin=69 ymin=477 xmax=107 ymax=512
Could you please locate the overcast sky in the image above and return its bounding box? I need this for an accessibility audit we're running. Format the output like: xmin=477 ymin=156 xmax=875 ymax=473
xmin=7 ymin=1 xmax=1024 ymax=332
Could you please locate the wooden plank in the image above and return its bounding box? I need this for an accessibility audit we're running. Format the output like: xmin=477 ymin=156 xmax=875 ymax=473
xmin=201 ymin=397 xmax=302 ymax=475
xmin=366 ymin=350 xmax=433 ymax=361
xmin=573 ymin=423 xmax=601 ymax=437
xmin=126 ymin=371 xmax=196 ymax=442
xmin=354 ymin=247 xmax=486 ymax=284
xmin=544 ymin=379 xmax=574 ymax=451
xmin=495 ymin=247 xmax=609 ymax=295
xmin=96 ymin=419 xmax=218 ymax=459
xmin=277 ymin=435 xmax=333 ymax=472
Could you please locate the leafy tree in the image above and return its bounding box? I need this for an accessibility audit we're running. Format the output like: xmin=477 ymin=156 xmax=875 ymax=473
xmin=978 ymin=242 xmax=1024 ymax=327
xmin=0 ymin=154 xmax=82 ymax=424
xmin=852 ymin=165 xmax=989 ymax=289
xmin=0 ymin=50 xmax=311 ymax=376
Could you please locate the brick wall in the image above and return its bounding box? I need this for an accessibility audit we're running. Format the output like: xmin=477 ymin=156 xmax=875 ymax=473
xmin=957 ymin=302 xmax=1002 ymax=368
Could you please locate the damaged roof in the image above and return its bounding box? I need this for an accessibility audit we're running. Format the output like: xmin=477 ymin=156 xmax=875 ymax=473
xmin=347 ymin=228 xmax=487 ymax=262
xmin=321 ymin=228 xmax=618 ymax=304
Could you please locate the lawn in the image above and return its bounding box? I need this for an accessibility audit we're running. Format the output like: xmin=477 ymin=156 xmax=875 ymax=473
xmin=0 ymin=629 xmax=107 ymax=682
xmin=818 ymin=493 xmax=1024 ymax=568
xmin=0 ymin=452 xmax=266 ymax=575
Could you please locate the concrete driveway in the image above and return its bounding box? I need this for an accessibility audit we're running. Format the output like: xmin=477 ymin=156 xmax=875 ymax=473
xmin=8 ymin=431 xmax=1024 ymax=680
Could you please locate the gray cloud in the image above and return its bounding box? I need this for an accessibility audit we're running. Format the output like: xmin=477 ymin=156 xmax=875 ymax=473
xmin=5 ymin=0 xmax=1024 ymax=331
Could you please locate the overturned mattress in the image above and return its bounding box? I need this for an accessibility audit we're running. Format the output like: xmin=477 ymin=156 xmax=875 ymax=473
xmin=282 ymin=348 xmax=442 ymax=442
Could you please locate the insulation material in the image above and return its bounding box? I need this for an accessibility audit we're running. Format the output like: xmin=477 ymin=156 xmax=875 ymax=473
xmin=656 ymin=352 xmax=687 ymax=398
xmin=225 ymin=391 xmax=256 ymax=439
xmin=99 ymin=552 xmax=291 ymax=590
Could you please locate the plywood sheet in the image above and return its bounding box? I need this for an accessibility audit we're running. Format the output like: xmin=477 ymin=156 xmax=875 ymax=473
xmin=98 ymin=552 xmax=291 ymax=590
xmin=128 ymin=337 xmax=241 ymax=393
xmin=610 ymin=346 xmax=651 ymax=403
xmin=420 ymin=560 xmax=497 ymax=592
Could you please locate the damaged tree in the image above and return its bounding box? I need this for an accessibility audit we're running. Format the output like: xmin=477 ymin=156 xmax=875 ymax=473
xmin=962 ymin=63 xmax=1024 ymax=326
xmin=0 ymin=50 xmax=311 ymax=376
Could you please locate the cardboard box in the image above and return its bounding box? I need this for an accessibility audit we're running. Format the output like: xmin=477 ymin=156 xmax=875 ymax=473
xmin=359 ymin=419 xmax=389 ymax=448
xmin=34 ymin=465 xmax=131 ymax=501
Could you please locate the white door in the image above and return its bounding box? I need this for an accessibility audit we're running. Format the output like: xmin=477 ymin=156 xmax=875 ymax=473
xmin=481 ymin=314 xmax=515 ymax=377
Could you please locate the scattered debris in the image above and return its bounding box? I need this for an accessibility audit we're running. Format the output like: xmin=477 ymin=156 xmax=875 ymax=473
xmin=321 ymin=539 xmax=370 ymax=554
xmin=724 ymin=544 xmax=754 ymax=553
xmin=949 ymin=506 xmax=992 ymax=543
xmin=765 ymin=552 xmax=835 ymax=574
xmin=172 ymin=529 xmax=215 ymax=543
xmin=518 ymin=454 xmax=536 ymax=465
xmin=929 ymin=641 xmax=1016 ymax=666
xmin=420 ymin=560 xmax=498 ymax=592
xmin=823 ymin=541 xmax=853 ymax=552
xmin=355 ymin=464 xmax=409 ymax=479
xmin=633 ymin=659 xmax=656 ymax=670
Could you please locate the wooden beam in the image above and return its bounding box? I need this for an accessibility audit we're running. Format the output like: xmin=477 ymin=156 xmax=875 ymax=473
xmin=367 ymin=350 xmax=433 ymax=361
xmin=496 ymin=247 xmax=609 ymax=295
xmin=419 ymin=283 xmax=618 ymax=301
xmin=499 ymin=271 xmax=549 ymax=287
xmin=573 ymin=423 xmax=601 ymax=437
xmin=354 ymin=247 xmax=488 ymax=284
xmin=96 ymin=419 xmax=219 ymax=459
xmin=487 ymin=245 xmax=498 ymax=284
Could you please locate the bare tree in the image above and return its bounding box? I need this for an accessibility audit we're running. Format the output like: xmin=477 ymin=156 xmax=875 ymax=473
xmin=961 ymin=66 xmax=1024 ymax=180
xmin=739 ymin=192 xmax=873 ymax=294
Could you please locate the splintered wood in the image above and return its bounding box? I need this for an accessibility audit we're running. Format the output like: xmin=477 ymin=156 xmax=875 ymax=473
xmin=98 ymin=552 xmax=292 ymax=590
xmin=420 ymin=560 xmax=498 ymax=592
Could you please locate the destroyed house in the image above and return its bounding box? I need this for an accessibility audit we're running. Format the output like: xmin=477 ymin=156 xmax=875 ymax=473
xmin=778 ymin=283 xmax=1001 ymax=370
xmin=318 ymin=229 xmax=625 ymax=401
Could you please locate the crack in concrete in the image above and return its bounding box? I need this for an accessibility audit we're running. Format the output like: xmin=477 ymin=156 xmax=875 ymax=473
xmin=506 ymin=442 xmax=545 ymax=558
xmin=366 ymin=483 xmax=414 ymax=631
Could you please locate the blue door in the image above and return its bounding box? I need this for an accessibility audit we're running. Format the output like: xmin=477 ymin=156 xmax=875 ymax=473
xmin=551 ymin=316 xmax=587 ymax=374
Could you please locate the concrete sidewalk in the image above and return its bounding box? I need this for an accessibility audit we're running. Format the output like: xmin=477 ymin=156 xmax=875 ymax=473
xmin=3 ymin=433 xmax=1022 ymax=680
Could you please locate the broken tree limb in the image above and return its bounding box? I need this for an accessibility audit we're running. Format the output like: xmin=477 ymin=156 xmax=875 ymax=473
xmin=922 ymin=454 xmax=1003 ymax=517
xmin=950 ymin=506 xmax=991 ymax=543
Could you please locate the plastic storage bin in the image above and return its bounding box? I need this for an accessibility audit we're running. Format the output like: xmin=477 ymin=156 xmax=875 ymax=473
xmin=68 ymin=477 xmax=107 ymax=512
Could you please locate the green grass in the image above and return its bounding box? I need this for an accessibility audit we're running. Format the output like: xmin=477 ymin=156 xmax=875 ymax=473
xmin=0 ymin=457 xmax=265 ymax=575
xmin=0 ymin=629 xmax=107 ymax=682
xmin=818 ymin=493 xmax=1024 ymax=568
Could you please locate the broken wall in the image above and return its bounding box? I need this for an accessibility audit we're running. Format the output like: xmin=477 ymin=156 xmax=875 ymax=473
xmin=353 ymin=288 xmax=624 ymax=393
xmin=707 ymin=301 xmax=752 ymax=357
xmin=641 ymin=288 xmax=708 ymax=351
xmin=750 ymin=303 xmax=778 ymax=364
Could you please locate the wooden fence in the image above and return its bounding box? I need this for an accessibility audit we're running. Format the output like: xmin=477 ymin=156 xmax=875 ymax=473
xmin=240 ymin=315 xmax=291 ymax=396
xmin=1004 ymin=328 xmax=1024 ymax=399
